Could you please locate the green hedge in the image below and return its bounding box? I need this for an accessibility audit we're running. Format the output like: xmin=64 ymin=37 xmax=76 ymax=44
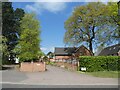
xmin=79 ymin=56 xmax=120 ymax=72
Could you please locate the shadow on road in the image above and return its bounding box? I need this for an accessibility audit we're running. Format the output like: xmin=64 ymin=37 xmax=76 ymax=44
xmin=2 ymin=66 xmax=14 ymax=70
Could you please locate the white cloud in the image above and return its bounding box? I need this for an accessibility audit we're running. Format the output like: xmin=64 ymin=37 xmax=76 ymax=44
xmin=25 ymin=2 xmax=66 ymax=15
xmin=41 ymin=47 xmax=47 ymax=51
xmin=40 ymin=47 xmax=54 ymax=54
xmin=25 ymin=4 xmax=41 ymax=14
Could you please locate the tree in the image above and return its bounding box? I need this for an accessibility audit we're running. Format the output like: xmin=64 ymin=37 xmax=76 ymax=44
xmin=47 ymin=52 xmax=54 ymax=59
xmin=64 ymin=2 xmax=116 ymax=53
xmin=0 ymin=36 xmax=9 ymax=66
xmin=13 ymin=13 xmax=42 ymax=62
xmin=2 ymin=2 xmax=25 ymax=59
xmin=106 ymin=2 xmax=120 ymax=43
xmin=2 ymin=2 xmax=15 ymax=50
xmin=0 ymin=2 xmax=2 ymax=34
xmin=14 ymin=8 xmax=25 ymax=36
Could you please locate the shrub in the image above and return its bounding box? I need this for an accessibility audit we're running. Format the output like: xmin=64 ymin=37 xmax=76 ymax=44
xmin=79 ymin=56 xmax=119 ymax=72
xmin=49 ymin=62 xmax=55 ymax=66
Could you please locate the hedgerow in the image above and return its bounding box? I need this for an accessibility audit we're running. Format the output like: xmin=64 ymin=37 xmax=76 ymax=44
xmin=79 ymin=56 xmax=120 ymax=72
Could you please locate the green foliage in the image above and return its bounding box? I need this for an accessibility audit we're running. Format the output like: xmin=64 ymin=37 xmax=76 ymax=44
xmin=13 ymin=13 xmax=42 ymax=62
xmin=64 ymin=2 xmax=119 ymax=53
xmin=0 ymin=36 xmax=10 ymax=66
xmin=0 ymin=36 xmax=8 ymax=55
xmin=79 ymin=56 xmax=119 ymax=72
xmin=47 ymin=52 xmax=54 ymax=59
xmin=2 ymin=2 xmax=25 ymax=63
xmin=107 ymin=2 xmax=120 ymax=41
xmin=43 ymin=56 xmax=48 ymax=62
xmin=84 ymin=71 xmax=119 ymax=78
xmin=49 ymin=62 xmax=55 ymax=66
xmin=2 ymin=2 xmax=25 ymax=51
xmin=37 ymin=51 xmax=45 ymax=58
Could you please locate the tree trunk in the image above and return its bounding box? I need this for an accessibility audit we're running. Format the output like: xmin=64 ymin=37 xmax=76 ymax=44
xmin=89 ymin=40 xmax=93 ymax=55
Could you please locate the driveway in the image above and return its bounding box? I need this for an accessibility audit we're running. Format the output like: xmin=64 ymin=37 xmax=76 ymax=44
xmin=1 ymin=65 xmax=119 ymax=88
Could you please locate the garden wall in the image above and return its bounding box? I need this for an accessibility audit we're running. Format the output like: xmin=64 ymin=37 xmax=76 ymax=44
xmin=20 ymin=62 xmax=46 ymax=72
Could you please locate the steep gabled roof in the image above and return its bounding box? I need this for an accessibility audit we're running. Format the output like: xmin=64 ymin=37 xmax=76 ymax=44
xmin=75 ymin=45 xmax=93 ymax=55
xmin=99 ymin=44 xmax=120 ymax=56
xmin=54 ymin=47 xmax=77 ymax=56
xmin=47 ymin=52 xmax=53 ymax=55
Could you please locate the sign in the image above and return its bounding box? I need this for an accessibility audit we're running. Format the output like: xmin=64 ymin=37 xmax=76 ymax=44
xmin=15 ymin=57 xmax=19 ymax=63
xmin=37 ymin=64 xmax=40 ymax=66
xmin=81 ymin=67 xmax=86 ymax=71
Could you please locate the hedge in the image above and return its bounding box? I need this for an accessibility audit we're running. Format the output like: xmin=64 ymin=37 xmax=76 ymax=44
xmin=79 ymin=56 xmax=120 ymax=72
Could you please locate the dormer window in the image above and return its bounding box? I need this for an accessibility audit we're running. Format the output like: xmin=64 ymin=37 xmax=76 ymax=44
xmin=113 ymin=47 xmax=116 ymax=49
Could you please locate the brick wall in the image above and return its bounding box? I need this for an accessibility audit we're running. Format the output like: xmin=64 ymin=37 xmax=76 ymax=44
xmin=55 ymin=56 xmax=72 ymax=60
xmin=50 ymin=59 xmax=55 ymax=62
xmin=20 ymin=62 xmax=46 ymax=72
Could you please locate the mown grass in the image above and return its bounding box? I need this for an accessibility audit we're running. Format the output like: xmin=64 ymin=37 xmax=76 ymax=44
xmin=78 ymin=71 xmax=119 ymax=78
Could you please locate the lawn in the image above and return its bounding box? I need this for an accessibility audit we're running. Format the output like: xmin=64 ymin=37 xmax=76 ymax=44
xmin=78 ymin=71 xmax=119 ymax=78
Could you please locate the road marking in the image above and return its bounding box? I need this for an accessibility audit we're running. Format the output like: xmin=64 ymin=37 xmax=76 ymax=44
xmin=0 ymin=82 xmax=118 ymax=86
xmin=0 ymin=82 xmax=31 ymax=85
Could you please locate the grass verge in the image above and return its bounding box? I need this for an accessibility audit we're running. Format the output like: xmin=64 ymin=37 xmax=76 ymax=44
xmin=78 ymin=71 xmax=119 ymax=78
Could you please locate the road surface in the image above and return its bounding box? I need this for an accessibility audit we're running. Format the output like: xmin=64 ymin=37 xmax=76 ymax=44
xmin=0 ymin=65 xmax=119 ymax=88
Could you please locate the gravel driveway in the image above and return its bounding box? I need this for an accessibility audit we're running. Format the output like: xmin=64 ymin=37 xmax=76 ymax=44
xmin=1 ymin=65 xmax=119 ymax=87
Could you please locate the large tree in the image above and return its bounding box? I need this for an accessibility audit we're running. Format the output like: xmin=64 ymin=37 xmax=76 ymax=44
xmin=64 ymin=2 xmax=117 ymax=54
xmin=13 ymin=13 xmax=42 ymax=62
xmin=2 ymin=2 xmax=25 ymax=54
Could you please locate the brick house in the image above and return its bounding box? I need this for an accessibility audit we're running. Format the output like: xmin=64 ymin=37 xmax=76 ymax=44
xmin=99 ymin=44 xmax=120 ymax=56
xmin=54 ymin=45 xmax=93 ymax=61
xmin=74 ymin=45 xmax=93 ymax=57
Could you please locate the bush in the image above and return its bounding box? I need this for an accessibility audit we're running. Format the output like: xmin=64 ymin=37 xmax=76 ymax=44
xmin=79 ymin=56 xmax=119 ymax=72
xmin=49 ymin=62 xmax=55 ymax=66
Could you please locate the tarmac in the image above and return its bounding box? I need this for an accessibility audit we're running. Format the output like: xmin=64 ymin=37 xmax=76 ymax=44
xmin=0 ymin=65 xmax=119 ymax=88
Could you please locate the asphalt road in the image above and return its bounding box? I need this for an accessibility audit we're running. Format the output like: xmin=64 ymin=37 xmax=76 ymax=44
xmin=1 ymin=65 xmax=119 ymax=88
xmin=1 ymin=84 xmax=118 ymax=88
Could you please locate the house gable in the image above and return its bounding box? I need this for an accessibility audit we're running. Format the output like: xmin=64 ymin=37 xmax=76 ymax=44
xmin=99 ymin=44 xmax=120 ymax=56
xmin=74 ymin=45 xmax=93 ymax=57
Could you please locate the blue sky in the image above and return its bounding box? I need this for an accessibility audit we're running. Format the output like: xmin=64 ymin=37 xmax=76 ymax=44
xmin=12 ymin=2 xmax=86 ymax=54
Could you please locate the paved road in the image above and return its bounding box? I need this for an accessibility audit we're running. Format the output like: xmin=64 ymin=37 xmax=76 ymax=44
xmin=1 ymin=84 xmax=118 ymax=88
xmin=1 ymin=65 xmax=119 ymax=88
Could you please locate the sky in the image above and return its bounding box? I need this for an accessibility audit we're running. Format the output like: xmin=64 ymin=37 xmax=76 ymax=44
xmin=11 ymin=0 xmax=119 ymax=54
xmin=12 ymin=2 xmax=86 ymax=54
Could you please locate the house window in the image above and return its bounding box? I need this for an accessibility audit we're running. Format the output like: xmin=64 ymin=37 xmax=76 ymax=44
xmin=80 ymin=52 xmax=83 ymax=56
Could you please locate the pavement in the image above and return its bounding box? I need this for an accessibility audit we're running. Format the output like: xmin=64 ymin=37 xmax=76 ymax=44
xmin=0 ymin=65 xmax=119 ymax=88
